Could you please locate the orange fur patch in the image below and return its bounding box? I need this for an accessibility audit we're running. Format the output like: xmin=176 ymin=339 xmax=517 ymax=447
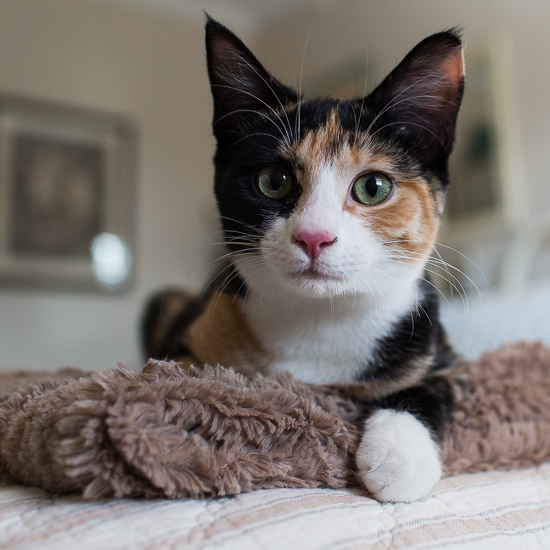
xmin=360 ymin=179 xmax=439 ymax=260
xmin=186 ymin=293 xmax=272 ymax=377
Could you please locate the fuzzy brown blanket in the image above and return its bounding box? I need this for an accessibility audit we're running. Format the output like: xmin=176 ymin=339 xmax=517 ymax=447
xmin=1 ymin=341 xmax=549 ymax=500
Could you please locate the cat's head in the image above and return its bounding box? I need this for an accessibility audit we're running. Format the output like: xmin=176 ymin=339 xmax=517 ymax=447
xmin=205 ymin=17 xmax=464 ymax=302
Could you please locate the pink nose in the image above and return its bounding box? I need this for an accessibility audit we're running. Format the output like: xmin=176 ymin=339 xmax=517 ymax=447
xmin=293 ymin=230 xmax=337 ymax=261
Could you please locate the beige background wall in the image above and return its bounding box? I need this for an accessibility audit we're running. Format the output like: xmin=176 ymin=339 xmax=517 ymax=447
xmin=0 ymin=0 xmax=225 ymax=370
xmin=0 ymin=0 xmax=548 ymax=370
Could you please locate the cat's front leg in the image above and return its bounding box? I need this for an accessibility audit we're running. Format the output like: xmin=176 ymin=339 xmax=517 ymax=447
xmin=357 ymin=409 xmax=442 ymax=503
xmin=356 ymin=376 xmax=456 ymax=503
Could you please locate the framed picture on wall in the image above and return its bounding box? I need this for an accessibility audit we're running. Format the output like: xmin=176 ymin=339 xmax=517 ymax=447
xmin=0 ymin=95 xmax=136 ymax=291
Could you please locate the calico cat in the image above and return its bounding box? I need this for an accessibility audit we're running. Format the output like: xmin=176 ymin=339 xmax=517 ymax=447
xmin=143 ymin=17 xmax=464 ymax=503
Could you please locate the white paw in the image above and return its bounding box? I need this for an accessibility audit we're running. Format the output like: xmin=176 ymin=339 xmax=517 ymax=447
xmin=356 ymin=409 xmax=442 ymax=503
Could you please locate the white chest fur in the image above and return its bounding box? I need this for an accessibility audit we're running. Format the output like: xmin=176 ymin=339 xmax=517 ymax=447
xmin=243 ymin=283 xmax=418 ymax=384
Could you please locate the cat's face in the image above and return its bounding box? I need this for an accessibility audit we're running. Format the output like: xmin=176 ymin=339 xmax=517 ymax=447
xmin=206 ymin=19 xmax=464 ymax=301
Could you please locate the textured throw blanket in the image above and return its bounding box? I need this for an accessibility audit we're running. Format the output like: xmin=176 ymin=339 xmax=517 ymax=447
xmin=1 ymin=341 xmax=549 ymax=499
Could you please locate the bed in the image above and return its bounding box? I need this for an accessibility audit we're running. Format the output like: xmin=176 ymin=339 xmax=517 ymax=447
xmin=2 ymin=228 xmax=550 ymax=549
xmin=2 ymin=466 xmax=550 ymax=549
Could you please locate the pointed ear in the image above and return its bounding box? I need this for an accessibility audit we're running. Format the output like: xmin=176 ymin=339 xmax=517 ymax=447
xmin=205 ymin=16 xmax=297 ymax=141
xmin=368 ymin=30 xmax=464 ymax=173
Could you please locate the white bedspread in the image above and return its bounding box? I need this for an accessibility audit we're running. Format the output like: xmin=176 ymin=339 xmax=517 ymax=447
xmin=3 ymin=464 xmax=550 ymax=549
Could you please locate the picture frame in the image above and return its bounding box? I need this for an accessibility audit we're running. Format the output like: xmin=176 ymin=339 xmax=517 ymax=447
xmin=0 ymin=95 xmax=136 ymax=291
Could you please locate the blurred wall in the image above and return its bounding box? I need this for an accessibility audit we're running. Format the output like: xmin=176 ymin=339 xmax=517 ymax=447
xmin=0 ymin=0 xmax=226 ymax=370
xmin=0 ymin=0 xmax=548 ymax=370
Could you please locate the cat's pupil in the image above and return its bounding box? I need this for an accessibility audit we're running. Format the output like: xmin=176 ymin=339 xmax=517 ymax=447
xmin=365 ymin=177 xmax=379 ymax=197
xmin=269 ymin=171 xmax=285 ymax=191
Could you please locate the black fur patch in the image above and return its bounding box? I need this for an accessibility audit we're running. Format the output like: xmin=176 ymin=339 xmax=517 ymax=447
xmin=360 ymin=276 xmax=459 ymax=383
xmin=374 ymin=375 xmax=457 ymax=439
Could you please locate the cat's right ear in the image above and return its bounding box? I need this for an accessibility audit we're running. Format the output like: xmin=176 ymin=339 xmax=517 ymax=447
xmin=205 ymin=16 xmax=297 ymax=141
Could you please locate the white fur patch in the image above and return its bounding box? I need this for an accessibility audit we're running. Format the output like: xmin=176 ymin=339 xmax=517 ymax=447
xmin=243 ymin=287 xmax=418 ymax=384
xmin=356 ymin=409 xmax=441 ymax=503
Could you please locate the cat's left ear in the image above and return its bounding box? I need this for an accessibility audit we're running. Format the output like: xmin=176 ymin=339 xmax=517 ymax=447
xmin=367 ymin=30 xmax=464 ymax=174
xmin=205 ymin=16 xmax=298 ymax=142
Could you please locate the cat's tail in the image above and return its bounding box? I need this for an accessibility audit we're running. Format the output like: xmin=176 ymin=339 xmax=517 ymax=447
xmin=141 ymin=289 xmax=201 ymax=361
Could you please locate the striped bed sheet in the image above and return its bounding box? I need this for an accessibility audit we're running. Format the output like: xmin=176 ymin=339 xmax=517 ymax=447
xmin=2 ymin=463 xmax=550 ymax=549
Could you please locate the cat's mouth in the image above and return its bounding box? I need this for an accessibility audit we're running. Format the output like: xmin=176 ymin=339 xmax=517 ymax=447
xmin=284 ymin=265 xmax=349 ymax=297
xmin=288 ymin=265 xmax=344 ymax=283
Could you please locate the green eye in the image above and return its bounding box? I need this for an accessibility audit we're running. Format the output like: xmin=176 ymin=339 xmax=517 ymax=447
xmin=257 ymin=165 xmax=293 ymax=199
xmin=351 ymin=173 xmax=393 ymax=205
